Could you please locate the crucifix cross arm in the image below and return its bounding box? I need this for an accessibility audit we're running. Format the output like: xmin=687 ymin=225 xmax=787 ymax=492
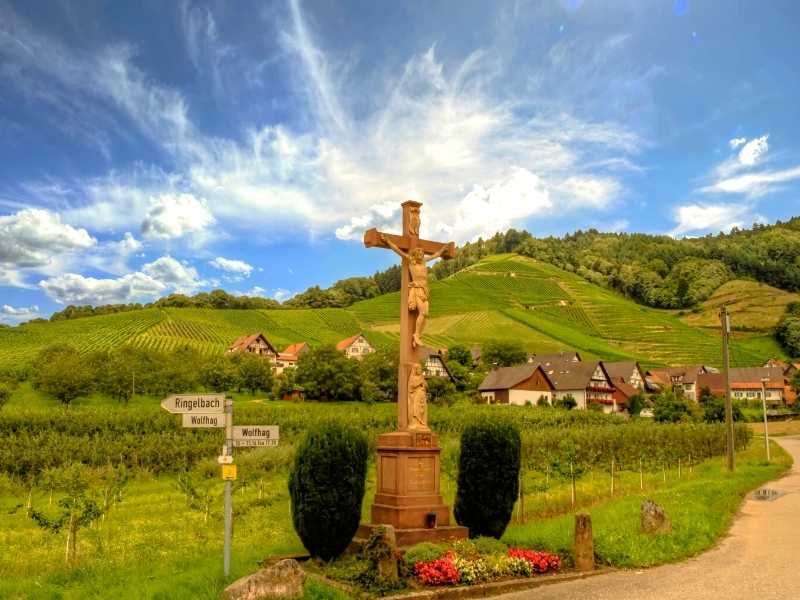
xmin=364 ymin=228 xmax=456 ymax=260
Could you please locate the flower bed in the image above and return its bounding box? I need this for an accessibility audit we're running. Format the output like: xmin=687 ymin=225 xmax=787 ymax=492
xmin=410 ymin=538 xmax=561 ymax=588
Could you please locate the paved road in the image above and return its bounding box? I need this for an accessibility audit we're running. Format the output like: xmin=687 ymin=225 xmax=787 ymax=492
xmin=502 ymin=437 xmax=800 ymax=600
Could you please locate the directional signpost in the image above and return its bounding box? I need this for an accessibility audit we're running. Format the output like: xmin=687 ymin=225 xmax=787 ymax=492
xmin=160 ymin=392 xmax=279 ymax=577
xmin=233 ymin=425 xmax=279 ymax=447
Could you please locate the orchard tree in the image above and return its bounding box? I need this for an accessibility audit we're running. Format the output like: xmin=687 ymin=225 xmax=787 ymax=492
xmin=295 ymin=345 xmax=361 ymax=402
xmin=360 ymin=347 xmax=398 ymax=402
xmin=236 ymin=353 xmax=274 ymax=395
xmin=31 ymin=345 xmax=94 ymax=405
xmin=29 ymin=463 xmax=103 ymax=565
xmin=446 ymin=344 xmax=473 ymax=367
xmin=482 ymin=340 xmax=527 ymax=368
xmin=201 ymin=354 xmax=238 ymax=392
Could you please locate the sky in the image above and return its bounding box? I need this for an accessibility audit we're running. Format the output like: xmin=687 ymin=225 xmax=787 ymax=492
xmin=1 ymin=0 xmax=800 ymax=322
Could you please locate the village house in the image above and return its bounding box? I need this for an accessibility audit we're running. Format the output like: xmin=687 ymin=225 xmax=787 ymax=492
xmin=696 ymin=367 xmax=795 ymax=406
xmin=336 ymin=333 xmax=375 ymax=360
xmin=478 ymin=364 xmax=555 ymax=406
xmin=538 ymin=360 xmax=618 ymax=412
xmin=528 ymin=351 xmax=582 ymax=365
xmin=603 ymin=361 xmax=646 ymax=391
xmin=520 ymin=353 xmax=617 ymax=411
xmin=274 ymin=342 xmax=311 ymax=375
xmin=227 ymin=333 xmax=279 ymax=362
xmin=763 ymin=358 xmax=800 ymax=378
xmin=645 ymin=365 xmax=717 ymax=400
xmin=419 ymin=346 xmax=455 ymax=383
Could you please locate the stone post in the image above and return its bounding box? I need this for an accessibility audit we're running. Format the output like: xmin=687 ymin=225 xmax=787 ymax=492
xmin=574 ymin=512 xmax=594 ymax=572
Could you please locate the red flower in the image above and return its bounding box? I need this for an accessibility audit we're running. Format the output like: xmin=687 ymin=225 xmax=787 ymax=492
xmin=507 ymin=548 xmax=561 ymax=574
xmin=414 ymin=552 xmax=461 ymax=586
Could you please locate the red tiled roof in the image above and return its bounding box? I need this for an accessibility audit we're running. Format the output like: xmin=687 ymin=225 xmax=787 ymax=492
xmin=284 ymin=342 xmax=310 ymax=355
xmin=228 ymin=333 xmax=277 ymax=354
xmin=336 ymin=333 xmax=366 ymax=351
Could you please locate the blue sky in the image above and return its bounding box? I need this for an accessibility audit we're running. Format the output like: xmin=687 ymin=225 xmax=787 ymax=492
xmin=1 ymin=0 xmax=800 ymax=321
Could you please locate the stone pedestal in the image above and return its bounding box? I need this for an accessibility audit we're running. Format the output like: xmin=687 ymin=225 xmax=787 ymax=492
xmin=355 ymin=430 xmax=468 ymax=548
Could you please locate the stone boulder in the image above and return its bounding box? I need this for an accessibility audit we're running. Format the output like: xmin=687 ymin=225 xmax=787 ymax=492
xmin=640 ymin=499 xmax=672 ymax=534
xmin=223 ymin=559 xmax=305 ymax=600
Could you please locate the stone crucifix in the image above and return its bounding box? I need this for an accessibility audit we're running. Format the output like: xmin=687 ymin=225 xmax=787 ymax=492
xmin=364 ymin=201 xmax=456 ymax=431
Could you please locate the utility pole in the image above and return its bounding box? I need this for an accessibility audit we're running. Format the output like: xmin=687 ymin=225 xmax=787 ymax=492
xmin=720 ymin=305 xmax=735 ymax=471
xmin=761 ymin=377 xmax=771 ymax=462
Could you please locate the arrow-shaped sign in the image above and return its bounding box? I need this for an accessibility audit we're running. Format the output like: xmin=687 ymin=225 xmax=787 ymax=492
xmin=161 ymin=394 xmax=225 ymax=414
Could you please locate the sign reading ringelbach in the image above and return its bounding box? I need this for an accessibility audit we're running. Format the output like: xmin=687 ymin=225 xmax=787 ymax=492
xmin=232 ymin=425 xmax=279 ymax=447
xmin=161 ymin=394 xmax=225 ymax=414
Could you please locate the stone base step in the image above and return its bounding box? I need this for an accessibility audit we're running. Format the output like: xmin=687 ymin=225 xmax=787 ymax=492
xmin=351 ymin=523 xmax=468 ymax=551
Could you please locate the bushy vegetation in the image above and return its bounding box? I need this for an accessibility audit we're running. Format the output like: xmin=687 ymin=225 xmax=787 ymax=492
xmin=432 ymin=218 xmax=800 ymax=309
xmin=289 ymin=422 xmax=368 ymax=560
xmin=455 ymin=418 xmax=521 ymax=539
xmin=776 ymin=301 xmax=800 ymax=357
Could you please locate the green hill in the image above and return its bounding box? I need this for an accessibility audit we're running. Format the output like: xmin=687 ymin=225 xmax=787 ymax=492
xmin=0 ymin=254 xmax=785 ymax=370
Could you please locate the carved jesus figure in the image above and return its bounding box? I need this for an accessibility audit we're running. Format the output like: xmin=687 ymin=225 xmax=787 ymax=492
xmin=407 ymin=363 xmax=428 ymax=431
xmin=380 ymin=233 xmax=447 ymax=348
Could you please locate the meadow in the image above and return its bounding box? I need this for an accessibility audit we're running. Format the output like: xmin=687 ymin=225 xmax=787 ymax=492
xmin=0 ymin=386 xmax=781 ymax=600
xmin=0 ymin=254 xmax=786 ymax=374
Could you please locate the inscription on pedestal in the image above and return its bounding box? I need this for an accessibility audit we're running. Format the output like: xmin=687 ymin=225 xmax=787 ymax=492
xmin=413 ymin=432 xmax=432 ymax=448
xmin=408 ymin=457 xmax=435 ymax=493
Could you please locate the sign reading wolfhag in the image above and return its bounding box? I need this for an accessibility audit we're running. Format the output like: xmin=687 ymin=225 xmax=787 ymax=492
xmin=160 ymin=394 xmax=225 ymax=414
xmin=232 ymin=425 xmax=280 ymax=447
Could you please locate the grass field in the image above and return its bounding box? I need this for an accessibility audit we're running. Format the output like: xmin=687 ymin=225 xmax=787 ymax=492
xmin=0 ymin=254 xmax=786 ymax=370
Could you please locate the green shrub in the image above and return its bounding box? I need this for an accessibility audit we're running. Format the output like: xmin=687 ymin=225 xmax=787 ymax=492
xmin=454 ymin=418 xmax=521 ymax=538
xmin=403 ymin=542 xmax=446 ymax=568
xmin=473 ymin=536 xmax=508 ymax=556
xmin=554 ymin=394 xmax=577 ymax=410
xmin=289 ymin=422 xmax=368 ymax=560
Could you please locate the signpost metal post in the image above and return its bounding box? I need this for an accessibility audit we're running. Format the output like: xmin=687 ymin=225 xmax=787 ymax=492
xmin=223 ymin=397 xmax=233 ymax=578
xmin=160 ymin=392 xmax=279 ymax=580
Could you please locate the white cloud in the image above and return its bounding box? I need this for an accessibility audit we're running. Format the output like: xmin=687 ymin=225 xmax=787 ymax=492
xmin=335 ymin=202 xmax=400 ymax=241
xmin=115 ymin=232 xmax=143 ymax=254
xmin=738 ymin=134 xmax=769 ymax=166
xmin=141 ymin=193 xmax=215 ymax=240
xmin=0 ymin=304 xmax=40 ymax=323
xmin=39 ymin=255 xmax=203 ymax=305
xmin=272 ymin=288 xmax=295 ymax=302
xmin=246 ymin=286 xmax=266 ymax=296
xmin=0 ymin=208 xmax=95 ymax=268
xmin=728 ymin=137 xmax=746 ymax=150
xmin=39 ymin=272 xmax=166 ymax=305
xmin=557 ymin=176 xmax=622 ymax=209
xmin=700 ymin=165 xmax=800 ymax=198
xmin=441 ymin=168 xmax=553 ymax=241
xmin=3 ymin=3 xmax=643 ymax=250
xmin=141 ymin=256 xmax=202 ymax=291
xmin=670 ymin=203 xmax=757 ymax=236
xmin=209 ymin=257 xmax=253 ymax=277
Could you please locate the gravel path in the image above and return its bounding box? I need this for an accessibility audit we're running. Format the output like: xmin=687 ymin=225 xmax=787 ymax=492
xmin=500 ymin=436 xmax=800 ymax=600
